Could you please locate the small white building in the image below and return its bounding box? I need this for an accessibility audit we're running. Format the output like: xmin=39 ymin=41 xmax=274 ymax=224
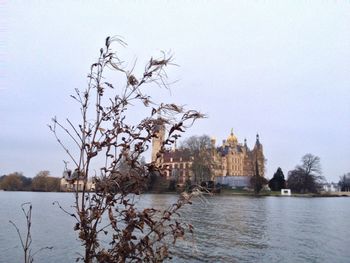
xmin=322 ymin=182 xmax=340 ymax=192
xmin=281 ymin=189 xmax=291 ymax=196
xmin=60 ymin=178 xmax=95 ymax=192
xmin=60 ymin=169 xmax=95 ymax=192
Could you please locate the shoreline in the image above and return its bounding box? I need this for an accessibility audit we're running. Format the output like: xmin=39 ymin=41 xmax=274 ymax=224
xmin=1 ymin=189 xmax=350 ymax=197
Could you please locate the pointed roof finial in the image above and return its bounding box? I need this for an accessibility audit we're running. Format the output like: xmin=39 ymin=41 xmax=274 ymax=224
xmin=255 ymin=133 xmax=261 ymax=147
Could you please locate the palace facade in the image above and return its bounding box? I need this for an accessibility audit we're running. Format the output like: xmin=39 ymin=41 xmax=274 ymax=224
xmin=152 ymin=127 xmax=265 ymax=187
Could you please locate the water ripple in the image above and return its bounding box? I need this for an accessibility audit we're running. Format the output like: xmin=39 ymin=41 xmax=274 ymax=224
xmin=1 ymin=193 xmax=350 ymax=263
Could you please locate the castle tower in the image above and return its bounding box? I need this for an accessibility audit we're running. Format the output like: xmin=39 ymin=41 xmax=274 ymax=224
xmin=151 ymin=124 xmax=165 ymax=163
xmin=253 ymin=133 xmax=265 ymax=177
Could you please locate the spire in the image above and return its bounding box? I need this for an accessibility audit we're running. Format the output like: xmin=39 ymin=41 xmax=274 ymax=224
xmin=254 ymin=133 xmax=262 ymax=151
xmin=244 ymin=138 xmax=248 ymax=151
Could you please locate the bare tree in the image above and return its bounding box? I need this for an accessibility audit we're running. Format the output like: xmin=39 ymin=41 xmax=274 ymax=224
xmin=31 ymin=171 xmax=61 ymax=192
xmin=287 ymin=153 xmax=324 ymax=193
xmin=0 ymin=172 xmax=25 ymax=191
xmin=49 ymin=37 xmax=203 ymax=262
xmin=298 ymin=154 xmax=322 ymax=176
xmin=250 ymin=159 xmax=268 ymax=194
xmin=338 ymin=173 xmax=350 ymax=192
xmin=181 ymin=135 xmax=214 ymax=184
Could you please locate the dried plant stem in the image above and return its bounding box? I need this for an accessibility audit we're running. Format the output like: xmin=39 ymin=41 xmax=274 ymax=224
xmin=50 ymin=36 xmax=204 ymax=263
xmin=10 ymin=203 xmax=53 ymax=263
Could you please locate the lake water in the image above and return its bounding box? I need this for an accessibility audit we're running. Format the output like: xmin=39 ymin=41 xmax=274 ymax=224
xmin=1 ymin=192 xmax=349 ymax=263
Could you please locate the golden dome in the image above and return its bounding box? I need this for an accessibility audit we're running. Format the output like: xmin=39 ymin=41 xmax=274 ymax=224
xmin=227 ymin=129 xmax=238 ymax=144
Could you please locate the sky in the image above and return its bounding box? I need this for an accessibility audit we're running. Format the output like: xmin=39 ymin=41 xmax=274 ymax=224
xmin=1 ymin=0 xmax=349 ymax=182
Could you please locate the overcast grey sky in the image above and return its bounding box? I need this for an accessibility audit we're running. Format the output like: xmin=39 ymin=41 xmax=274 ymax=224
xmin=1 ymin=0 xmax=349 ymax=182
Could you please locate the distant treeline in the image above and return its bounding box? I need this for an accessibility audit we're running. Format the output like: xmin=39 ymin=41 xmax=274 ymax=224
xmin=0 ymin=171 xmax=61 ymax=192
xmin=0 ymin=170 xmax=167 ymax=193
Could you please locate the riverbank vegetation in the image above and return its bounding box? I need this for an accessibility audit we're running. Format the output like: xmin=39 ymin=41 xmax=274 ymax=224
xmin=220 ymin=188 xmax=350 ymax=197
xmin=0 ymin=171 xmax=60 ymax=192
xmin=268 ymin=167 xmax=286 ymax=191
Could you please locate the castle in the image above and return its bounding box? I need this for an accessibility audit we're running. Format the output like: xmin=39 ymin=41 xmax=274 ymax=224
xmin=151 ymin=127 xmax=265 ymax=188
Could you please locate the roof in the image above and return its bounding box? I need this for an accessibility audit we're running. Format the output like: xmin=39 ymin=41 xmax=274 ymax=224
xmin=162 ymin=149 xmax=192 ymax=162
xmin=217 ymin=144 xmax=244 ymax=157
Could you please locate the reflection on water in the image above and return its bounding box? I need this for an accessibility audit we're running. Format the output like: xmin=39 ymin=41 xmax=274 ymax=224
xmin=1 ymin=192 xmax=350 ymax=263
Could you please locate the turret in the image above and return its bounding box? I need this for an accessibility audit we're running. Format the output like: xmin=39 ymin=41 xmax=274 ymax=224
xmin=254 ymin=133 xmax=263 ymax=151
xmin=253 ymin=133 xmax=264 ymax=177
xmin=210 ymin=137 xmax=216 ymax=148
xmin=243 ymin=138 xmax=248 ymax=153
